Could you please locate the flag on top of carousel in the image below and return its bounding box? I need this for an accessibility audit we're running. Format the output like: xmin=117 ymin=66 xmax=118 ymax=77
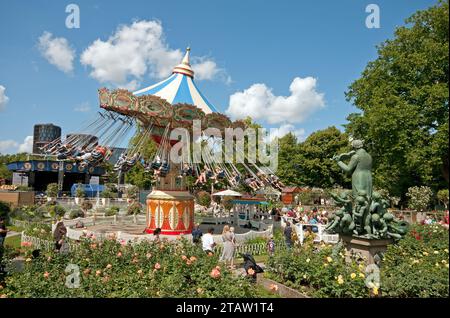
xmin=133 ymin=48 xmax=218 ymax=114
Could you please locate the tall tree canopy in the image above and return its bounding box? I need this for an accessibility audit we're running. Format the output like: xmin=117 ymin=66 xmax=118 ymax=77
xmin=345 ymin=0 xmax=449 ymax=197
xmin=297 ymin=126 xmax=351 ymax=188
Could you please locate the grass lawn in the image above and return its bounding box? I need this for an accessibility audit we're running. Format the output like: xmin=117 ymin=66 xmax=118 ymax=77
xmin=5 ymin=234 xmax=21 ymax=249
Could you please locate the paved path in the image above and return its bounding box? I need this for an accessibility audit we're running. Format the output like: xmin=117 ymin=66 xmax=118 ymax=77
xmin=6 ymin=231 xmax=21 ymax=238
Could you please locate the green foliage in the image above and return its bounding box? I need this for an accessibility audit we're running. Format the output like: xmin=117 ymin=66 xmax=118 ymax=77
xmin=127 ymin=202 xmax=142 ymax=215
xmin=125 ymin=163 xmax=154 ymax=190
xmin=0 ymin=153 xmax=28 ymax=180
xmin=267 ymin=223 xmax=449 ymax=298
xmin=46 ymin=183 xmax=59 ymax=198
xmin=126 ymin=185 xmax=139 ymax=200
xmin=46 ymin=203 xmax=66 ymax=219
xmin=0 ymin=201 xmax=10 ymax=220
xmin=297 ymin=127 xmax=351 ymax=188
xmin=345 ymin=1 xmax=449 ymax=198
xmin=10 ymin=205 xmax=46 ymax=222
xmin=100 ymin=189 xmax=114 ymax=198
xmin=23 ymin=223 xmax=52 ymax=240
xmin=275 ymin=133 xmax=301 ymax=186
xmin=437 ymin=189 xmax=449 ymax=208
xmin=75 ymin=184 xmax=85 ymax=198
xmin=1 ymin=238 xmax=259 ymax=298
xmin=406 ymin=186 xmax=433 ymax=211
xmin=80 ymin=201 xmax=93 ymax=212
xmin=69 ymin=209 xmax=85 ymax=219
xmin=266 ymin=243 xmax=370 ymax=297
xmin=105 ymin=206 xmax=120 ymax=216
xmin=196 ymin=191 xmax=211 ymax=207
xmin=382 ymin=224 xmax=449 ymax=297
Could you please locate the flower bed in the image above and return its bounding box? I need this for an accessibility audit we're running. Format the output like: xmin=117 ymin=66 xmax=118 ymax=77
xmin=266 ymin=224 xmax=449 ymax=298
xmin=1 ymin=238 xmax=263 ymax=298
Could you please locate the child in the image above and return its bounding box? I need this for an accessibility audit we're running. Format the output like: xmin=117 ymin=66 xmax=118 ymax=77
xmin=267 ymin=235 xmax=275 ymax=257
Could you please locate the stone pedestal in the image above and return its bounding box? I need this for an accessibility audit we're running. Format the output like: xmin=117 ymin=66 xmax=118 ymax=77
xmin=341 ymin=235 xmax=393 ymax=265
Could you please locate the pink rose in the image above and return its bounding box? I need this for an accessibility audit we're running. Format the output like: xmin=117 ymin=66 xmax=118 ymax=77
xmin=210 ymin=268 xmax=221 ymax=279
xmin=43 ymin=272 xmax=50 ymax=279
xmin=154 ymin=263 xmax=161 ymax=270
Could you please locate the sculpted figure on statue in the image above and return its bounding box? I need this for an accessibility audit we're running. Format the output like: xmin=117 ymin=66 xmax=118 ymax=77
xmin=328 ymin=139 xmax=409 ymax=240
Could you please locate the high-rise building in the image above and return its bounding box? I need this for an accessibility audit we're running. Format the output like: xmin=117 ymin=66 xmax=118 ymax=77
xmin=33 ymin=124 xmax=61 ymax=154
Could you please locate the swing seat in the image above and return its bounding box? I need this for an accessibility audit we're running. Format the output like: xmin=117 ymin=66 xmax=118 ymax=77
xmin=206 ymin=171 xmax=213 ymax=178
xmin=151 ymin=161 xmax=161 ymax=169
xmin=217 ymin=171 xmax=225 ymax=179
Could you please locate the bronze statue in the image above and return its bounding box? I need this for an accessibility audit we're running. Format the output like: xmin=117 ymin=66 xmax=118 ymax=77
xmin=328 ymin=139 xmax=408 ymax=240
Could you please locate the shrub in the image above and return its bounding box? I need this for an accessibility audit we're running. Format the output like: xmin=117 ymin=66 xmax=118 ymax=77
xmin=46 ymin=183 xmax=59 ymax=198
xmin=23 ymin=222 xmax=52 ymax=240
xmin=2 ymin=238 xmax=260 ymax=298
xmin=81 ymin=201 xmax=93 ymax=212
xmin=10 ymin=205 xmax=46 ymax=222
xmin=69 ymin=209 xmax=85 ymax=219
xmin=0 ymin=201 xmax=10 ymax=220
xmin=437 ymin=189 xmax=449 ymax=209
xmin=197 ymin=191 xmax=211 ymax=207
xmin=106 ymin=206 xmax=120 ymax=216
xmin=75 ymin=184 xmax=85 ymax=198
xmin=126 ymin=185 xmax=139 ymax=200
xmin=127 ymin=202 xmax=142 ymax=215
xmin=100 ymin=189 xmax=113 ymax=199
xmin=406 ymin=186 xmax=433 ymax=211
xmin=45 ymin=202 xmax=66 ymax=219
xmin=266 ymin=243 xmax=369 ymax=297
xmin=381 ymin=224 xmax=449 ymax=297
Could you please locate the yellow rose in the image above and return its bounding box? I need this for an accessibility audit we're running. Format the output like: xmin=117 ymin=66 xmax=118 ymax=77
xmin=323 ymin=263 xmax=328 ymax=267
xmin=326 ymin=257 xmax=333 ymax=263
xmin=444 ymin=249 xmax=448 ymax=253
xmin=337 ymin=275 xmax=344 ymax=285
xmin=434 ymin=251 xmax=439 ymax=255
xmin=350 ymin=273 xmax=356 ymax=279
xmin=441 ymin=260 xmax=447 ymax=264
xmin=306 ymin=258 xmax=310 ymax=263
xmin=373 ymin=287 xmax=379 ymax=295
xmin=358 ymin=263 xmax=365 ymax=270
xmin=359 ymin=273 xmax=365 ymax=278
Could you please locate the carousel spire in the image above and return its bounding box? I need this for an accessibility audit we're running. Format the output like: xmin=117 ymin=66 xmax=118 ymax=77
xmin=172 ymin=47 xmax=194 ymax=78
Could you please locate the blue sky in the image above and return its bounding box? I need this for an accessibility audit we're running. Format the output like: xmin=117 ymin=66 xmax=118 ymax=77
xmin=0 ymin=0 xmax=437 ymax=154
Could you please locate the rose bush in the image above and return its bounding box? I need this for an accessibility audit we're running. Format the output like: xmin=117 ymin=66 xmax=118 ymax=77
xmin=1 ymin=238 xmax=261 ymax=298
xmin=266 ymin=242 xmax=369 ymax=298
xmin=267 ymin=223 xmax=449 ymax=298
xmin=381 ymin=223 xmax=449 ymax=297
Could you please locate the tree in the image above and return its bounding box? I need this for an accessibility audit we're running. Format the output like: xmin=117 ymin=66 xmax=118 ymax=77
xmin=275 ymin=133 xmax=301 ymax=186
xmin=437 ymin=189 xmax=449 ymax=208
xmin=296 ymin=126 xmax=351 ymax=188
xmin=406 ymin=186 xmax=433 ymax=211
xmin=345 ymin=1 xmax=449 ymax=198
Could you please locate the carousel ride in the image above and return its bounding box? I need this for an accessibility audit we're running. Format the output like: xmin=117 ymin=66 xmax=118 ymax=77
xmin=41 ymin=48 xmax=284 ymax=235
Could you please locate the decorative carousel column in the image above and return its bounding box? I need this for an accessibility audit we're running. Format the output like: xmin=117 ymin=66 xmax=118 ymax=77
xmin=145 ymin=163 xmax=194 ymax=235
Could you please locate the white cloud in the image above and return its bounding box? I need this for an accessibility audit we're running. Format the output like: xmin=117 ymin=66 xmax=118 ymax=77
xmin=269 ymin=124 xmax=306 ymax=142
xmin=0 ymin=85 xmax=9 ymax=111
xmin=0 ymin=140 xmax=19 ymax=154
xmin=0 ymin=136 xmax=33 ymax=154
xmin=81 ymin=20 xmax=226 ymax=88
xmin=38 ymin=32 xmax=76 ymax=73
xmin=226 ymin=77 xmax=325 ymax=124
xmin=74 ymin=101 xmax=91 ymax=112
xmin=18 ymin=136 xmax=33 ymax=153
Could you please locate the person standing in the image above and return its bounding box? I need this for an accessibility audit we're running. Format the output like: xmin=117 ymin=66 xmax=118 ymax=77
xmin=192 ymin=223 xmax=203 ymax=244
xmin=220 ymin=225 xmax=236 ymax=269
xmin=267 ymin=235 xmax=275 ymax=257
xmin=0 ymin=218 xmax=9 ymax=261
xmin=153 ymin=228 xmax=161 ymax=243
xmin=284 ymin=222 xmax=293 ymax=248
xmin=202 ymin=227 xmax=216 ymax=254
xmin=53 ymin=217 xmax=67 ymax=252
